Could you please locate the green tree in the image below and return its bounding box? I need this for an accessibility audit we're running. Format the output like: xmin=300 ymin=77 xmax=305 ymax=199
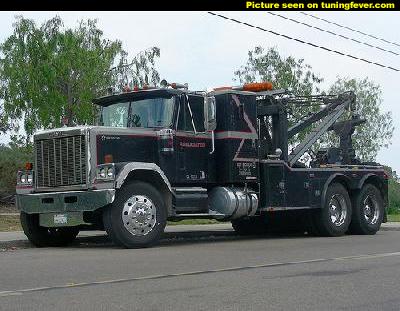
xmin=0 ymin=16 xmax=121 ymax=137
xmin=0 ymin=16 xmax=160 ymax=141
xmin=0 ymin=143 xmax=33 ymax=197
xmin=383 ymin=165 xmax=400 ymax=214
xmin=113 ymin=47 xmax=160 ymax=91
xmin=234 ymin=46 xmax=323 ymax=95
xmin=234 ymin=46 xmax=393 ymax=162
xmin=234 ymin=46 xmax=324 ymax=144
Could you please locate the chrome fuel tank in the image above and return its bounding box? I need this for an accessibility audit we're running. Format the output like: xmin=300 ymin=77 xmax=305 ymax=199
xmin=209 ymin=187 xmax=258 ymax=220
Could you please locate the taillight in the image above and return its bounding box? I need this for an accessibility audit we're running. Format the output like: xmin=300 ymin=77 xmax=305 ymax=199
xmin=158 ymin=129 xmax=174 ymax=153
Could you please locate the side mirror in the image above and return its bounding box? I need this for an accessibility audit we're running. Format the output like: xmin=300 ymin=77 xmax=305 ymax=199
xmin=204 ymin=96 xmax=217 ymax=131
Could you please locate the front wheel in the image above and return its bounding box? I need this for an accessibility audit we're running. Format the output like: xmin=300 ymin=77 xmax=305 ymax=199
xmin=103 ymin=181 xmax=167 ymax=248
xmin=349 ymin=184 xmax=384 ymax=235
xmin=312 ymin=183 xmax=352 ymax=237
xmin=20 ymin=212 xmax=79 ymax=247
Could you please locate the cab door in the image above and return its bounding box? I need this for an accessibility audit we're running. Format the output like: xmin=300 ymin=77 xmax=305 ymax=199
xmin=175 ymin=95 xmax=210 ymax=184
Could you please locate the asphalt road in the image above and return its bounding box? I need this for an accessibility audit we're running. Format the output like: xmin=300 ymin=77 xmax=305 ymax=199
xmin=1 ymin=228 xmax=400 ymax=311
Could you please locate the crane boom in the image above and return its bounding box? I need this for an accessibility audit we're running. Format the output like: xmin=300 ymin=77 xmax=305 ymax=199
xmin=288 ymin=99 xmax=351 ymax=165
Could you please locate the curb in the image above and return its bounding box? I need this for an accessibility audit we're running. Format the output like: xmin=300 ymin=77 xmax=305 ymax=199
xmin=380 ymin=224 xmax=400 ymax=231
xmin=1 ymin=223 xmax=399 ymax=250
xmin=0 ymin=240 xmax=31 ymax=251
xmin=0 ymin=229 xmax=238 ymax=250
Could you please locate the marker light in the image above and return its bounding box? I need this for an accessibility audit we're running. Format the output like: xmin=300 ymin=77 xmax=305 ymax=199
xmin=160 ymin=79 xmax=188 ymax=90
xmin=241 ymin=82 xmax=273 ymax=92
xmin=25 ymin=162 xmax=33 ymax=170
xmin=104 ymin=154 xmax=113 ymax=164
xmin=213 ymin=81 xmax=273 ymax=92
xmin=213 ymin=86 xmax=232 ymax=91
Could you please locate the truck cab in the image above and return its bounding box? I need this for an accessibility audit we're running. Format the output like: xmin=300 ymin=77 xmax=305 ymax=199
xmin=16 ymin=82 xmax=388 ymax=248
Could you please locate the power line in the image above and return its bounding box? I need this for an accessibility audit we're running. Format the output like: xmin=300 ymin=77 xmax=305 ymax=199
xmin=267 ymin=12 xmax=399 ymax=57
xmin=300 ymin=12 xmax=400 ymax=49
xmin=207 ymin=12 xmax=400 ymax=72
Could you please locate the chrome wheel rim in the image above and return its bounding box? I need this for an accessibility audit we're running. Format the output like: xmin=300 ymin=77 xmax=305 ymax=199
xmin=329 ymin=194 xmax=347 ymax=227
xmin=122 ymin=195 xmax=156 ymax=236
xmin=363 ymin=195 xmax=380 ymax=225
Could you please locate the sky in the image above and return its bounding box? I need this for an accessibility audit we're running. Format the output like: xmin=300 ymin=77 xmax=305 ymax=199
xmin=0 ymin=11 xmax=399 ymax=171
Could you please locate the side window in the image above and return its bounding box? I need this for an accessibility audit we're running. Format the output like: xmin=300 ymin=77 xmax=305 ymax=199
xmin=176 ymin=95 xmax=206 ymax=132
xmin=177 ymin=97 xmax=194 ymax=131
xmin=188 ymin=95 xmax=205 ymax=132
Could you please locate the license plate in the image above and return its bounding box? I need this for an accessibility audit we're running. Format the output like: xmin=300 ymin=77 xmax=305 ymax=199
xmin=54 ymin=214 xmax=68 ymax=224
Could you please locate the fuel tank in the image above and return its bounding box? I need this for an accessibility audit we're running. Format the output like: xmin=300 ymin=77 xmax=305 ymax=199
xmin=209 ymin=187 xmax=258 ymax=220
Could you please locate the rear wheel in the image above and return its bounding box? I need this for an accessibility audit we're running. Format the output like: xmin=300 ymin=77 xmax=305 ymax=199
xmin=349 ymin=184 xmax=384 ymax=235
xmin=103 ymin=181 xmax=167 ymax=248
xmin=20 ymin=212 xmax=79 ymax=247
xmin=313 ymin=183 xmax=352 ymax=237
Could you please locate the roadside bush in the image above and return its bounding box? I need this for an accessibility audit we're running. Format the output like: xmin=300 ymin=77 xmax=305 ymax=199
xmin=388 ymin=178 xmax=400 ymax=214
xmin=0 ymin=143 xmax=33 ymax=198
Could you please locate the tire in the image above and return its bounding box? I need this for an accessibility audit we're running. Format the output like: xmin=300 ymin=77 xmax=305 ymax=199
xmin=231 ymin=217 xmax=268 ymax=235
xmin=313 ymin=183 xmax=352 ymax=237
xmin=103 ymin=181 xmax=167 ymax=248
xmin=20 ymin=212 xmax=79 ymax=247
xmin=349 ymin=184 xmax=384 ymax=235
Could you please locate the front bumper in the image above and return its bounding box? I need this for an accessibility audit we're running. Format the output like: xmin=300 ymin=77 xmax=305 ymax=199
xmin=16 ymin=189 xmax=115 ymax=214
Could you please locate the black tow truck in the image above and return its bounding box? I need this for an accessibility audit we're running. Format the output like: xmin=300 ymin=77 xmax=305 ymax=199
xmin=16 ymin=81 xmax=388 ymax=248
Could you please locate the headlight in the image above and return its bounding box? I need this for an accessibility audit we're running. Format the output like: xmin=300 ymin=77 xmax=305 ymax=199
xmin=99 ymin=168 xmax=106 ymax=178
xmin=96 ymin=164 xmax=115 ymax=181
xmin=107 ymin=167 xmax=114 ymax=178
xmin=17 ymin=170 xmax=34 ymax=186
xmin=20 ymin=174 xmax=27 ymax=183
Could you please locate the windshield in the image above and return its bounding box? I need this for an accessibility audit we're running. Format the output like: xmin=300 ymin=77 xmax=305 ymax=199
xmin=99 ymin=97 xmax=175 ymax=128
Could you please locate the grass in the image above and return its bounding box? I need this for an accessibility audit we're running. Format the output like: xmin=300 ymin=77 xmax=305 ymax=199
xmin=167 ymin=219 xmax=219 ymax=226
xmin=388 ymin=214 xmax=400 ymax=222
xmin=0 ymin=203 xmax=18 ymax=214
xmin=0 ymin=215 xmax=21 ymax=232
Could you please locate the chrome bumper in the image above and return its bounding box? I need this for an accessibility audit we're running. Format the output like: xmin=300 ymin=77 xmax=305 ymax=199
xmin=16 ymin=189 xmax=115 ymax=214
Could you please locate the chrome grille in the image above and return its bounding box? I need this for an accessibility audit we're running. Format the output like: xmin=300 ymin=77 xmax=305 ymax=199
xmin=35 ymin=135 xmax=87 ymax=188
